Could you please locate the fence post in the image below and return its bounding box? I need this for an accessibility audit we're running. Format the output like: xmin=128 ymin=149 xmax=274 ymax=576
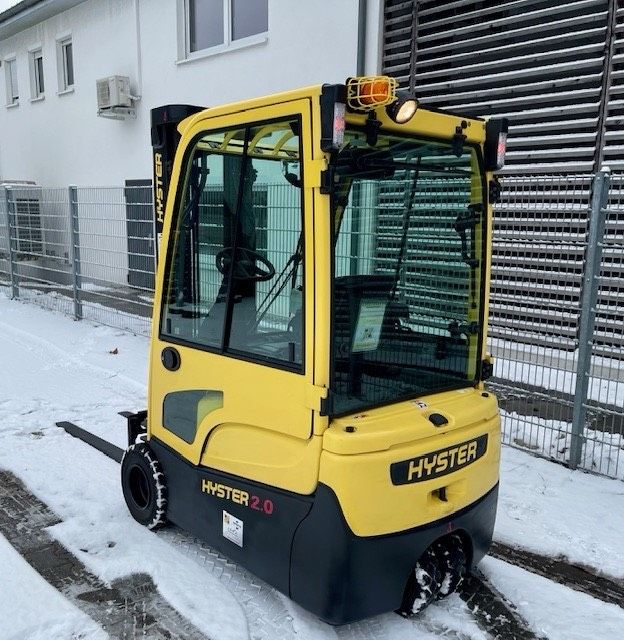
xmin=4 ymin=187 xmax=19 ymax=299
xmin=68 ymin=185 xmax=82 ymax=319
xmin=569 ymin=167 xmax=611 ymax=469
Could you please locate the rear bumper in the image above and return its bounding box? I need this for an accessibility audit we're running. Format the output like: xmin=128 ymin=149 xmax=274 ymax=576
xmin=290 ymin=481 xmax=498 ymax=624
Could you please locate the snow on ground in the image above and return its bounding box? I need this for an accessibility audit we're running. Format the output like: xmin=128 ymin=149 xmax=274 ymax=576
xmin=501 ymin=409 xmax=624 ymax=481
xmin=0 ymin=296 xmax=623 ymax=639
xmin=496 ymin=445 xmax=624 ymax=579
xmin=480 ymin=557 xmax=624 ymax=640
xmin=492 ymin=338 xmax=624 ymax=407
xmin=0 ymin=533 xmax=107 ymax=640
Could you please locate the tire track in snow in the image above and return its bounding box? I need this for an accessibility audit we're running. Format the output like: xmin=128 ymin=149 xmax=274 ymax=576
xmin=0 ymin=316 xmax=147 ymax=397
xmin=459 ymin=571 xmax=545 ymax=640
xmin=489 ymin=541 xmax=624 ymax=609
xmin=0 ymin=469 xmax=208 ymax=640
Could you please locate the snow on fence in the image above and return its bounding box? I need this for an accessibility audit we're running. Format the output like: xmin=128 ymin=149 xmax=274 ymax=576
xmin=0 ymin=173 xmax=622 ymax=480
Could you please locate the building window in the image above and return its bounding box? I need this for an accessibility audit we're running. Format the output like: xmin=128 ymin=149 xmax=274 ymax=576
xmin=29 ymin=48 xmax=45 ymax=99
xmin=4 ymin=58 xmax=18 ymax=106
xmin=183 ymin=0 xmax=268 ymax=57
xmin=57 ymin=37 xmax=74 ymax=92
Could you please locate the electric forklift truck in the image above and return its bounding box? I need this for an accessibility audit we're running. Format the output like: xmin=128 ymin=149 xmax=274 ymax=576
xmin=121 ymin=77 xmax=506 ymax=624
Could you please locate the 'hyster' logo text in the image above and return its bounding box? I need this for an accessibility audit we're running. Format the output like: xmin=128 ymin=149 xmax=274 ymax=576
xmin=202 ymin=479 xmax=249 ymax=505
xmin=154 ymin=152 xmax=165 ymax=225
xmin=390 ymin=434 xmax=488 ymax=485
xmin=201 ymin=479 xmax=275 ymax=515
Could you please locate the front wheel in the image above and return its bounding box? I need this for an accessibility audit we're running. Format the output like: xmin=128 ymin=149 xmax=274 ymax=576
xmin=121 ymin=443 xmax=168 ymax=530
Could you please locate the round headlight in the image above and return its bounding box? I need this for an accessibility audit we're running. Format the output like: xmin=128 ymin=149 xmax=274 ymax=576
xmin=386 ymin=94 xmax=418 ymax=124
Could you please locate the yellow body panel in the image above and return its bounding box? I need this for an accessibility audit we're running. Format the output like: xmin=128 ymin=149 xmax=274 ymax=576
xmin=323 ymin=388 xmax=499 ymax=455
xmin=320 ymin=412 xmax=501 ymax=536
xmin=149 ymin=82 xmax=500 ymax=535
xmin=201 ymin=428 xmax=322 ymax=494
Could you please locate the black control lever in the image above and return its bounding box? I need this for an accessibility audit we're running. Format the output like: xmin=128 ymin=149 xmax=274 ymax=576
xmin=454 ymin=203 xmax=482 ymax=268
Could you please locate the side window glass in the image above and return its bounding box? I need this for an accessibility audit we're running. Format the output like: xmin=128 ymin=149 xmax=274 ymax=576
xmin=163 ymin=389 xmax=223 ymax=443
xmin=227 ymin=122 xmax=303 ymax=367
xmin=161 ymin=129 xmax=244 ymax=348
xmin=161 ymin=118 xmax=304 ymax=370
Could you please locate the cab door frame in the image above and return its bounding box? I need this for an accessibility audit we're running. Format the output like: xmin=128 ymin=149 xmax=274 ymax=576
xmin=148 ymin=97 xmax=322 ymax=492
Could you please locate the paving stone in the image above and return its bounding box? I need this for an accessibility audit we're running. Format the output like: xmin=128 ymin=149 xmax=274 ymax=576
xmin=0 ymin=469 xmax=208 ymax=640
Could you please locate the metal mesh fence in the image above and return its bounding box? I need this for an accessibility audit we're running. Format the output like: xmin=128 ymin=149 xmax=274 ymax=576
xmin=0 ymin=185 xmax=154 ymax=335
xmin=0 ymin=174 xmax=622 ymax=479
xmin=489 ymin=170 xmax=624 ymax=480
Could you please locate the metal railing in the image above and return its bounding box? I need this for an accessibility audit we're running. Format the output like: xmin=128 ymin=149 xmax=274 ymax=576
xmin=0 ymin=174 xmax=622 ymax=480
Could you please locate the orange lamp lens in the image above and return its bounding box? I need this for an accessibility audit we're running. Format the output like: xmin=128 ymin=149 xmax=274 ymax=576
xmin=360 ymin=80 xmax=390 ymax=105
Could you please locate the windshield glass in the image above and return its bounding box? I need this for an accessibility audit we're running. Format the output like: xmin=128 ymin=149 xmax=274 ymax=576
xmin=330 ymin=125 xmax=485 ymax=416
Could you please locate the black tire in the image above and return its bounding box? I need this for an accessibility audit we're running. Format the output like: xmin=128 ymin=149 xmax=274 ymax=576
xmin=433 ymin=534 xmax=467 ymax=599
xmin=121 ymin=443 xmax=167 ymax=530
xmin=397 ymin=546 xmax=442 ymax=617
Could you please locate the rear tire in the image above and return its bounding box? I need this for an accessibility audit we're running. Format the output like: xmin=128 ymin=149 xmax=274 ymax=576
xmin=397 ymin=546 xmax=442 ymax=617
xmin=121 ymin=443 xmax=167 ymax=530
xmin=434 ymin=534 xmax=467 ymax=598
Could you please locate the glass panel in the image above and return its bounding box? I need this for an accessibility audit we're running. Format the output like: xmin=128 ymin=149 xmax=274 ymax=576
xmin=161 ymin=127 xmax=245 ymax=348
xmin=8 ymin=60 xmax=18 ymax=102
xmin=232 ymin=0 xmax=268 ymax=40
xmin=226 ymin=120 xmax=303 ymax=367
xmin=162 ymin=119 xmax=303 ymax=370
xmin=163 ymin=390 xmax=223 ymax=443
xmin=34 ymin=53 xmax=44 ymax=95
xmin=189 ymin=0 xmax=224 ymax=52
xmin=63 ymin=42 xmax=74 ymax=87
xmin=330 ymin=127 xmax=485 ymax=415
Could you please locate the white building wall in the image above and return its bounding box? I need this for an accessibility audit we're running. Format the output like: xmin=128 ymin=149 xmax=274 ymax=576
xmin=0 ymin=0 xmax=382 ymax=187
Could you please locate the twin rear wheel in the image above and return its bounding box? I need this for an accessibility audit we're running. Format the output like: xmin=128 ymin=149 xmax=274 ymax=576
xmin=121 ymin=443 xmax=168 ymax=530
xmin=397 ymin=534 xmax=467 ymax=617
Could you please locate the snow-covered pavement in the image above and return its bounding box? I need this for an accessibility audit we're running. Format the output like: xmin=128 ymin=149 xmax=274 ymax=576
xmin=0 ymin=296 xmax=623 ymax=640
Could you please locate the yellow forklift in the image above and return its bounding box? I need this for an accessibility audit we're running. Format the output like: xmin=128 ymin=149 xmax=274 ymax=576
xmin=120 ymin=77 xmax=505 ymax=624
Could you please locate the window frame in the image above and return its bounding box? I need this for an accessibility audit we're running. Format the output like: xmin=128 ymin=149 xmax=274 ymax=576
xmin=4 ymin=56 xmax=19 ymax=107
xmin=177 ymin=0 xmax=268 ymax=63
xmin=56 ymin=35 xmax=74 ymax=94
xmin=29 ymin=47 xmax=45 ymax=101
xmin=159 ymin=114 xmax=306 ymax=375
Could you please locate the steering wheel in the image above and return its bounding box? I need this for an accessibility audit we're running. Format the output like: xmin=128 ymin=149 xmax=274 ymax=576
xmin=215 ymin=247 xmax=276 ymax=282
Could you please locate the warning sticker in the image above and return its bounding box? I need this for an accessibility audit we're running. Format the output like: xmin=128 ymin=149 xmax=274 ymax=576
xmin=352 ymin=299 xmax=387 ymax=352
xmin=222 ymin=510 xmax=243 ymax=547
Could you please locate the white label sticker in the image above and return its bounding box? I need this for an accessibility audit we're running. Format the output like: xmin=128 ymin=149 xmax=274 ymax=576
xmin=222 ymin=510 xmax=243 ymax=547
xmin=413 ymin=401 xmax=428 ymax=409
xmin=352 ymin=299 xmax=387 ymax=352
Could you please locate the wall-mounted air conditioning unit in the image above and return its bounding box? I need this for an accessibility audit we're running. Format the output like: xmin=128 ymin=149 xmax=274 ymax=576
xmin=96 ymin=75 xmax=136 ymax=120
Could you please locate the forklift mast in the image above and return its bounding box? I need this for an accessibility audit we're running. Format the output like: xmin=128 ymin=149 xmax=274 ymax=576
xmin=150 ymin=104 xmax=203 ymax=256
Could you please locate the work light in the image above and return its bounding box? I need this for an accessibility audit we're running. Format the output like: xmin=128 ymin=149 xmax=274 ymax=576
xmin=386 ymin=93 xmax=418 ymax=124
